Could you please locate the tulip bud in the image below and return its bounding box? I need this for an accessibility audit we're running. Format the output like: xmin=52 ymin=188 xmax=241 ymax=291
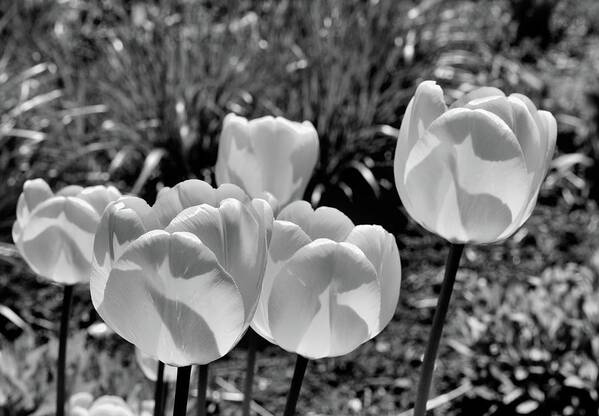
xmin=90 ymin=180 xmax=272 ymax=367
xmin=69 ymin=394 xmax=137 ymax=416
xmin=215 ymin=113 xmax=319 ymax=209
xmin=12 ymin=179 xmax=121 ymax=285
xmin=251 ymin=201 xmax=401 ymax=359
xmin=394 ymin=81 xmax=556 ymax=244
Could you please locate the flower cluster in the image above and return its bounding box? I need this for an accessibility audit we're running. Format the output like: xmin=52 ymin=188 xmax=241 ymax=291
xmin=12 ymin=82 xmax=556 ymax=415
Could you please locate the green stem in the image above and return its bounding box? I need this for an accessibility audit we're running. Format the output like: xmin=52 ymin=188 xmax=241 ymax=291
xmin=413 ymin=243 xmax=464 ymax=416
xmin=242 ymin=330 xmax=258 ymax=416
xmin=56 ymin=284 xmax=74 ymax=416
xmin=173 ymin=366 xmax=191 ymax=416
xmin=283 ymin=355 xmax=309 ymax=416
xmin=154 ymin=361 xmax=165 ymax=416
xmin=196 ymin=364 xmax=209 ymax=416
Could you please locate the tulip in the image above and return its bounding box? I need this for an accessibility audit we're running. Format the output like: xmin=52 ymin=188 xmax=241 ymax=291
xmin=89 ymin=179 xmax=272 ymax=416
xmin=250 ymin=200 xmax=401 ymax=414
xmin=394 ymin=81 xmax=557 ymax=416
xmin=215 ymin=113 xmax=317 ymax=416
xmin=394 ymin=81 xmax=556 ymax=244
xmin=215 ymin=113 xmax=319 ymax=209
xmin=12 ymin=179 xmax=121 ymax=416
xmin=12 ymin=179 xmax=121 ymax=284
xmin=69 ymin=393 xmax=151 ymax=416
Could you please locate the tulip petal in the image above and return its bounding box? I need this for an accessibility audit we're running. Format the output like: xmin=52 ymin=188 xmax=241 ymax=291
xmin=165 ymin=199 xmax=267 ymax=321
xmin=394 ymin=81 xmax=447 ymax=210
xmin=344 ymin=225 xmax=401 ymax=334
xmin=19 ymin=196 xmax=99 ymax=284
xmin=277 ymin=200 xmax=354 ymax=242
xmin=509 ymin=93 xmax=544 ymax=133
xmin=508 ymin=96 xmax=542 ymax=172
xmin=450 ymin=86 xmax=505 ymax=109
xmin=251 ymin=198 xmax=275 ymax=244
xmin=23 ymin=178 xmax=53 ymax=214
xmin=152 ymin=180 xmax=217 ymax=227
xmin=69 ymin=392 xmax=94 ymax=410
xmin=98 ymin=231 xmax=245 ymax=366
xmin=214 ymin=183 xmax=250 ymax=203
xmin=251 ymin=220 xmax=311 ymax=342
xmin=402 ymin=108 xmax=530 ymax=243
xmin=463 ymin=95 xmax=513 ymax=128
xmin=12 ymin=195 xmax=26 ymax=244
xmin=502 ymin=109 xmax=558 ymax=236
xmin=268 ymin=239 xmax=380 ymax=359
xmin=538 ymin=110 xmax=557 ymax=169
xmin=91 ymin=197 xmax=161 ymax=307
xmin=77 ymin=185 xmax=122 ymax=216
xmin=57 ymin=185 xmax=84 ymax=197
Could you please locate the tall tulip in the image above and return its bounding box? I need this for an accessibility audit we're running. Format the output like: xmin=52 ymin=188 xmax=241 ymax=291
xmin=394 ymin=81 xmax=556 ymax=245
xmin=393 ymin=81 xmax=556 ymax=416
xmin=90 ymin=179 xmax=272 ymax=416
xmin=215 ymin=113 xmax=319 ymax=415
xmin=12 ymin=178 xmax=121 ymax=416
xmin=251 ymin=201 xmax=401 ymax=414
xmin=215 ymin=113 xmax=319 ymax=209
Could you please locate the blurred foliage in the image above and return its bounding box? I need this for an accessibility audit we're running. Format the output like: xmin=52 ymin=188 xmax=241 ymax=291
xmin=2 ymin=0 xmax=599 ymax=414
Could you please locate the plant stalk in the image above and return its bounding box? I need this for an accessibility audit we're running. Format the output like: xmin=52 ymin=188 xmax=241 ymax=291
xmin=154 ymin=361 xmax=166 ymax=416
xmin=283 ymin=355 xmax=309 ymax=416
xmin=197 ymin=364 xmax=209 ymax=416
xmin=242 ymin=329 xmax=258 ymax=416
xmin=413 ymin=243 xmax=464 ymax=416
xmin=56 ymin=284 xmax=74 ymax=416
xmin=173 ymin=366 xmax=192 ymax=416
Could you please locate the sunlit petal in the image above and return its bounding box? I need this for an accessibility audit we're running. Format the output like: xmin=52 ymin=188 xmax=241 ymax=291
xmin=19 ymin=196 xmax=99 ymax=284
xmin=97 ymin=231 xmax=245 ymax=366
xmin=268 ymin=239 xmax=380 ymax=359
xmin=77 ymin=185 xmax=122 ymax=216
xmin=23 ymin=178 xmax=53 ymax=215
xmin=277 ymin=200 xmax=354 ymax=242
xmin=344 ymin=225 xmax=401 ymax=333
xmin=251 ymin=220 xmax=311 ymax=343
xmin=402 ymin=108 xmax=530 ymax=243
xmin=152 ymin=180 xmax=216 ymax=227
xmin=394 ymin=81 xmax=447 ymax=210
xmin=91 ymin=197 xmax=160 ymax=307
xmin=450 ymin=86 xmax=505 ymax=109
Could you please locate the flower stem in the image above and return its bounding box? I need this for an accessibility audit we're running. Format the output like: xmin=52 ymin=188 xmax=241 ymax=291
xmin=56 ymin=284 xmax=74 ymax=416
xmin=242 ymin=329 xmax=258 ymax=416
xmin=197 ymin=364 xmax=209 ymax=416
xmin=413 ymin=243 xmax=464 ymax=416
xmin=154 ymin=361 xmax=165 ymax=416
xmin=283 ymin=355 xmax=309 ymax=416
xmin=161 ymin=376 xmax=169 ymax=415
xmin=173 ymin=366 xmax=191 ymax=416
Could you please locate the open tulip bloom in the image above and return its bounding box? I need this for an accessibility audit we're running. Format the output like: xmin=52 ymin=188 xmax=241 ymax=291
xmin=12 ymin=178 xmax=121 ymax=416
xmin=394 ymin=81 xmax=556 ymax=245
xmin=394 ymin=81 xmax=556 ymax=416
xmin=251 ymin=200 xmax=401 ymax=415
xmin=13 ymin=178 xmax=122 ymax=285
xmin=89 ymin=179 xmax=272 ymax=415
xmin=215 ymin=113 xmax=319 ymax=209
xmin=215 ymin=113 xmax=319 ymax=415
